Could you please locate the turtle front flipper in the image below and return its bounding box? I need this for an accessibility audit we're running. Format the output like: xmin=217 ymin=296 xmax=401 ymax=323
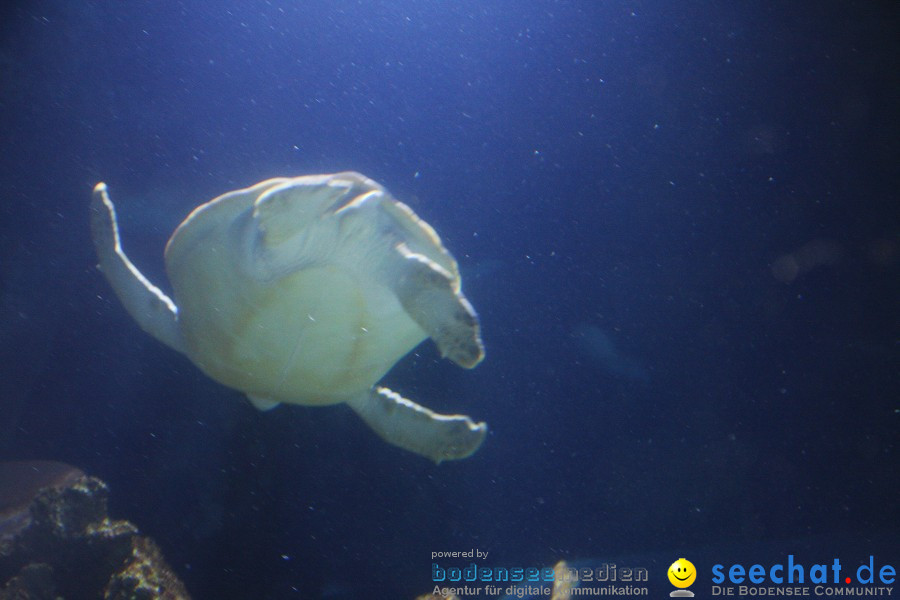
xmin=347 ymin=387 xmax=487 ymax=463
xmin=90 ymin=183 xmax=185 ymax=353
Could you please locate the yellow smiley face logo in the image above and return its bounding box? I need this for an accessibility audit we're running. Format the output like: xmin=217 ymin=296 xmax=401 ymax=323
xmin=668 ymin=558 xmax=696 ymax=588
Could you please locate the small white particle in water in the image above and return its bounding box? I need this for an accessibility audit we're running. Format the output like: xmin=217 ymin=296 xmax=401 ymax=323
xmin=307 ymin=314 xmax=316 ymax=321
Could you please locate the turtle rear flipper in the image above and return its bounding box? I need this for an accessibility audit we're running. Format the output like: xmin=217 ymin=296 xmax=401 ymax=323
xmin=90 ymin=183 xmax=185 ymax=353
xmin=391 ymin=243 xmax=484 ymax=369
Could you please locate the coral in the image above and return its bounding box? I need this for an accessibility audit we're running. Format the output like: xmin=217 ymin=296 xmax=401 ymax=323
xmin=0 ymin=475 xmax=190 ymax=600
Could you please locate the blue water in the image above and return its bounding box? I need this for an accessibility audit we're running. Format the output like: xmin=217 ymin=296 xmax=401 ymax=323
xmin=1 ymin=1 xmax=896 ymax=598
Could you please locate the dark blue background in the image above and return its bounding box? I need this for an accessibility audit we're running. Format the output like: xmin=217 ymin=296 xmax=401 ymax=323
xmin=1 ymin=1 xmax=896 ymax=598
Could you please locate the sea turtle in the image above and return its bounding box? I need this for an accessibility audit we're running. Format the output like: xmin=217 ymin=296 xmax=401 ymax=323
xmin=89 ymin=172 xmax=487 ymax=462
